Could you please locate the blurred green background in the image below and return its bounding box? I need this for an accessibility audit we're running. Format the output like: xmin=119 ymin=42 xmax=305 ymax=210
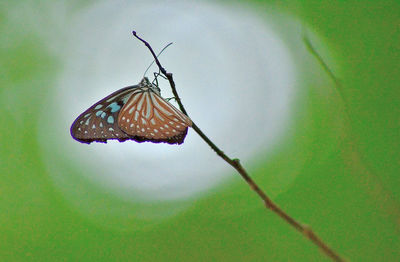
xmin=0 ymin=0 xmax=399 ymax=261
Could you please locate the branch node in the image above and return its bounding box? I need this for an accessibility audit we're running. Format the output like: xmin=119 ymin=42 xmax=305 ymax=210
xmin=302 ymin=224 xmax=312 ymax=235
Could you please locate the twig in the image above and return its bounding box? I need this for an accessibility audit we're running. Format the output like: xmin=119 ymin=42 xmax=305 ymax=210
xmin=132 ymin=30 xmax=346 ymax=262
xmin=302 ymin=35 xmax=349 ymax=113
xmin=303 ymin=34 xmax=400 ymax=229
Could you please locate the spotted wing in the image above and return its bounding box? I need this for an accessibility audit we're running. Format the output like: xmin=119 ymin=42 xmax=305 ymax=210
xmin=70 ymin=86 xmax=138 ymax=144
xmin=117 ymin=90 xmax=192 ymax=145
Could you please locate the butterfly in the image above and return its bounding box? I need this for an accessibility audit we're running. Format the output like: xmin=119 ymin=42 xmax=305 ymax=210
xmin=70 ymin=77 xmax=192 ymax=145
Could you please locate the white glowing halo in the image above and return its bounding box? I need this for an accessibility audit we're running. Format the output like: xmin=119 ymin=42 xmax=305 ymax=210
xmin=45 ymin=1 xmax=296 ymax=202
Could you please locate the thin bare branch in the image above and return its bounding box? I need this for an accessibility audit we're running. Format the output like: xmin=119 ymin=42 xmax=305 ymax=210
xmin=303 ymin=34 xmax=400 ymax=230
xmin=132 ymin=30 xmax=347 ymax=262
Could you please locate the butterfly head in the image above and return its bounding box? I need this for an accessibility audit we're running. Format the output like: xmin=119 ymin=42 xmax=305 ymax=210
xmin=139 ymin=77 xmax=161 ymax=96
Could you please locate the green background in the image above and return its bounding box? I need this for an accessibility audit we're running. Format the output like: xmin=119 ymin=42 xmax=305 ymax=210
xmin=0 ymin=0 xmax=399 ymax=261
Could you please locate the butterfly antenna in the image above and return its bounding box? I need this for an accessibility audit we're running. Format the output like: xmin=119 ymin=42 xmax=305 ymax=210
xmin=143 ymin=42 xmax=173 ymax=78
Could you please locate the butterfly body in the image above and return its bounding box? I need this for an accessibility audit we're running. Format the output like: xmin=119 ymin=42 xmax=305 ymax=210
xmin=70 ymin=77 xmax=191 ymax=145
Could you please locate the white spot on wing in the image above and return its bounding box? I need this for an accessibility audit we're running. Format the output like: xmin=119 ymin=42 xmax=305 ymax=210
xmin=85 ymin=117 xmax=91 ymax=125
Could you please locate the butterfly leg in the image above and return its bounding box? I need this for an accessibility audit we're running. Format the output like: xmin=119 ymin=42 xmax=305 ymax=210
xmin=152 ymin=72 xmax=175 ymax=101
xmin=164 ymin=97 xmax=176 ymax=102
xmin=152 ymin=72 xmax=159 ymax=87
xmin=153 ymin=70 xmax=167 ymax=85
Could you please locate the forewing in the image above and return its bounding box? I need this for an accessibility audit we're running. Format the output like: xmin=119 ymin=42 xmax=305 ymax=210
xmin=118 ymin=90 xmax=192 ymax=145
xmin=70 ymin=86 xmax=137 ymax=144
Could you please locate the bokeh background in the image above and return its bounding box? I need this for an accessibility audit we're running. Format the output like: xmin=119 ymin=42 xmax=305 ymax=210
xmin=1 ymin=0 xmax=399 ymax=261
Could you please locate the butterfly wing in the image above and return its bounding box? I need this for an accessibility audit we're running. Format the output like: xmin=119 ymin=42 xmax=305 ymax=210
xmin=117 ymin=89 xmax=192 ymax=145
xmin=70 ymin=86 xmax=137 ymax=144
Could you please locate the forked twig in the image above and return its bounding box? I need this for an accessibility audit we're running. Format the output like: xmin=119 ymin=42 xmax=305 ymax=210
xmin=132 ymin=31 xmax=346 ymax=262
